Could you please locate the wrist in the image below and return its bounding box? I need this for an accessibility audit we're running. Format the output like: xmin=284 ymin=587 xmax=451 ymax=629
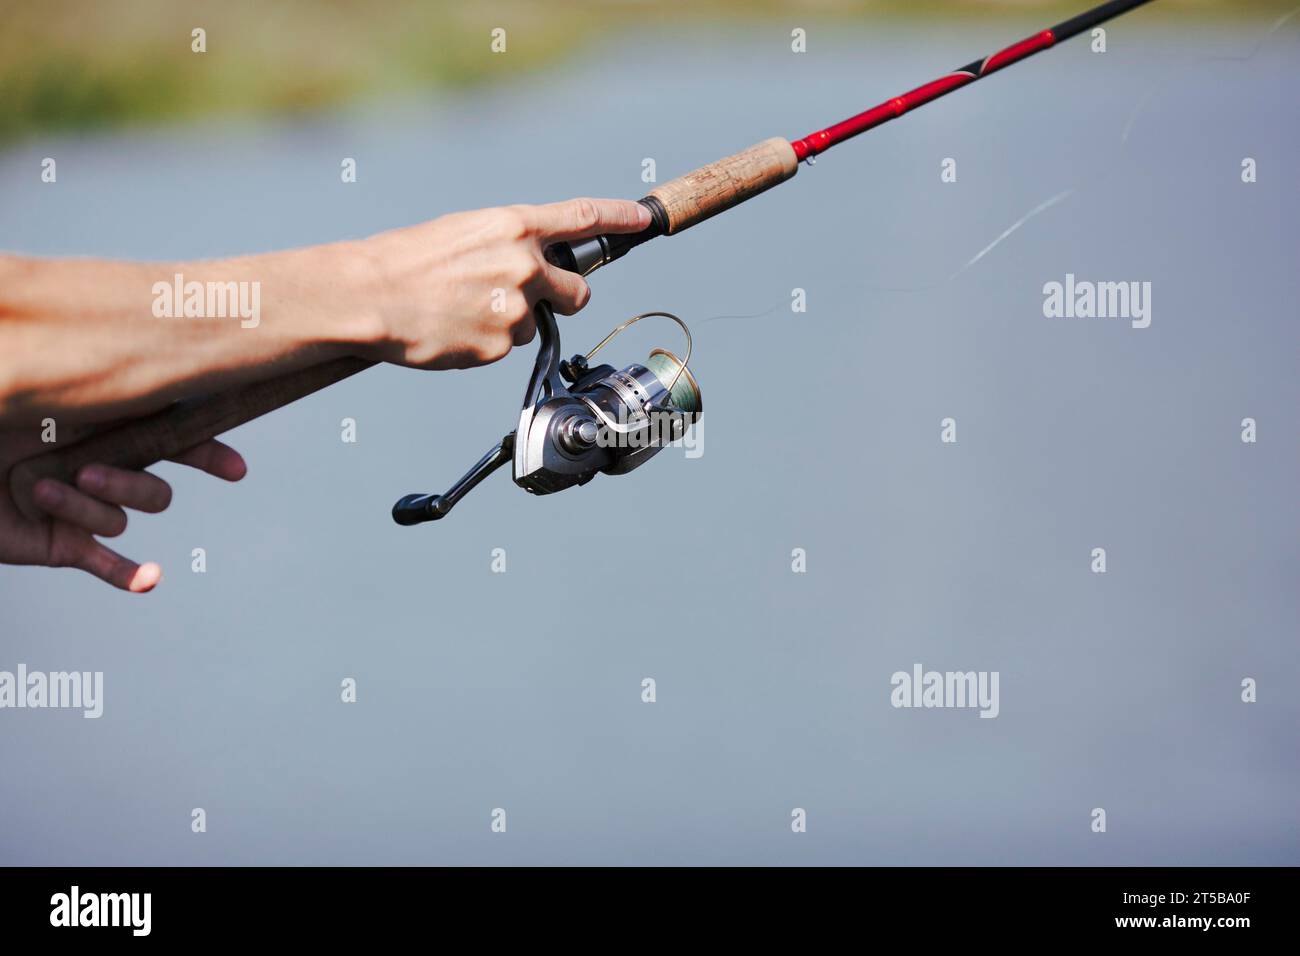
xmin=278 ymin=239 xmax=390 ymax=361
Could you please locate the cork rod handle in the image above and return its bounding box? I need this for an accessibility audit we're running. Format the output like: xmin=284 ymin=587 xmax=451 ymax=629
xmin=646 ymin=137 xmax=799 ymax=235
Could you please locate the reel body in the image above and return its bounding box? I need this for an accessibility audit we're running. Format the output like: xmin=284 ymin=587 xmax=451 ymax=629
xmin=392 ymin=301 xmax=700 ymax=525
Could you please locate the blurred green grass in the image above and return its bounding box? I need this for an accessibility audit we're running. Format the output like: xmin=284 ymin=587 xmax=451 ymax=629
xmin=0 ymin=0 xmax=1290 ymax=144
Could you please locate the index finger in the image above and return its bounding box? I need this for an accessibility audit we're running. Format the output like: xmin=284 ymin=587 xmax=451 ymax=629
xmin=527 ymin=197 xmax=652 ymax=242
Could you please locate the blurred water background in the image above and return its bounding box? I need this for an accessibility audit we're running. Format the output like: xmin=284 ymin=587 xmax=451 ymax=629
xmin=1 ymin=1 xmax=1297 ymax=864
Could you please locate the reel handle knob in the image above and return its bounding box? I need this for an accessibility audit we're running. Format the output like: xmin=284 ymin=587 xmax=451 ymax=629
xmin=391 ymin=493 xmax=450 ymax=525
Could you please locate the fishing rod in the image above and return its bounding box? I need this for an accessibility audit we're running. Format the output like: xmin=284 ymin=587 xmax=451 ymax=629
xmin=545 ymin=0 xmax=1156 ymax=276
xmin=9 ymin=0 xmax=1157 ymax=524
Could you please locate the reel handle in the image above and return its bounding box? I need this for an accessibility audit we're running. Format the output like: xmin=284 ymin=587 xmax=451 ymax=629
xmin=391 ymin=432 xmax=515 ymax=525
xmin=8 ymin=357 xmax=372 ymax=521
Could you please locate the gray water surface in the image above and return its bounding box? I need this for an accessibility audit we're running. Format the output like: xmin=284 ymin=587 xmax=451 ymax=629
xmin=1 ymin=24 xmax=1297 ymax=865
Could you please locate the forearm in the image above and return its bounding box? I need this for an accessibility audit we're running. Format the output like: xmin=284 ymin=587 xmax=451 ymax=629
xmin=0 ymin=198 xmax=651 ymax=428
xmin=0 ymin=242 xmax=384 ymax=425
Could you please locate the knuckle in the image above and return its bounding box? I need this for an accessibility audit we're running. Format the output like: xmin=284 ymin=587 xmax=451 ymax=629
xmin=570 ymin=198 xmax=600 ymax=231
xmin=494 ymin=206 xmax=530 ymax=240
xmin=478 ymin=334 xmax=513 ymax=363
xmin=511 ymin=252 xmax=542 ymax=285
xmin=510 ymin=295 xmax=534 ymax=322
xmin=553 ymin=282 xmax=589 ymax=316
xmin=509 ymin=306 xmax=537 ymax=332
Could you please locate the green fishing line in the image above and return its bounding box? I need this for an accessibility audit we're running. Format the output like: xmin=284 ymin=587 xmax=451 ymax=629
xmin=646 ymin=350 xmax=700 ymax=414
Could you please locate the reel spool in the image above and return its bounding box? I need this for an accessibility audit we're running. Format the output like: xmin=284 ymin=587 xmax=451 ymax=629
xmin=392 ymin=302 xmax=701 ymax=525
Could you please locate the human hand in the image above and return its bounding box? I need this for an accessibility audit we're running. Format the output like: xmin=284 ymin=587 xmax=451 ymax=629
xmin=0 ymin=426 xmax=246 ymax=592
xmin=359 ymin=198 xmax=651 ymax=369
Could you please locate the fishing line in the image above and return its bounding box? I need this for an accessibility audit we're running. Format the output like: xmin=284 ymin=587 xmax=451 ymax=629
xmin=864 ymin=7 xmax=1298 ymax=293
xmin=674 ymin=5 xmax=1298 ymax=319
xmin=694 ymin=303 xmax=783 ymax=329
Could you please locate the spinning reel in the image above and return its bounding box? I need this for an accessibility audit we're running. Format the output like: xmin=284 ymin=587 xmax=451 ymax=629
xmin=391 ymin=301 xmax=701 ymax=525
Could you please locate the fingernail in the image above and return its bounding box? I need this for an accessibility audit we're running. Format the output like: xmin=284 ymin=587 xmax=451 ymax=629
xmin=79 ymin=466 xmax=105 ymax=492
xmin=34 ymin=480 xmax=64 ymax=507
xmin=129 ymin=563 xmax=162 ymax=593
